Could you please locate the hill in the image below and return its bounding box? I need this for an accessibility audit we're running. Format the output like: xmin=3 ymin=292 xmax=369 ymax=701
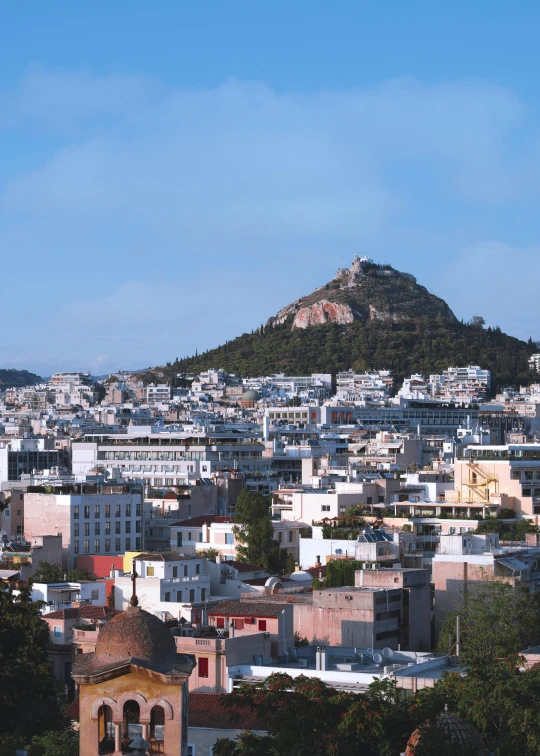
xmin=163 ymin=258 xmax=535 ymax=391
xmin=0 ymin=369 xmax=43 ymax=390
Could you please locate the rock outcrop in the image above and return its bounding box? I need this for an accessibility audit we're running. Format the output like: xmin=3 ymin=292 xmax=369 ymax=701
xmin=266 ymin=256 xmax=456 ymax=330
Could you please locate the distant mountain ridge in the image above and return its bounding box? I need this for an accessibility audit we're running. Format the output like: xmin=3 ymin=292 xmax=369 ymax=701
xmin=0 ymin=369 xmax=43 ymax=390
xmin=154 ymin=258 xmax=535 ymax=392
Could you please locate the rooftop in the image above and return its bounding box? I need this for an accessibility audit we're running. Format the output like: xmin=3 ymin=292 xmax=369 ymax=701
xmin=208 ymin=600 xmax=289 ymax=618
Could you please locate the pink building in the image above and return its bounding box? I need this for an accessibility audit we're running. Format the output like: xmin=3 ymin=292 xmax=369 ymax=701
xmin=208 ymin=600 xmax=294 ymax=658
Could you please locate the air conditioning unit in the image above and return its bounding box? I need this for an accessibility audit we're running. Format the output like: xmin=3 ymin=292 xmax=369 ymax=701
xmin=298 ymin=658 xmax=308 ymax=668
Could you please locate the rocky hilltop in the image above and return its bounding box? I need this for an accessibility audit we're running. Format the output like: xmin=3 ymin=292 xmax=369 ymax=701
xmin=267 ymin=256 xmax=457 ymax=329
xmin=0 ymin=369 xmax=43 ymax=391
xmin=165 ymin=257 xmax=534 ymax=390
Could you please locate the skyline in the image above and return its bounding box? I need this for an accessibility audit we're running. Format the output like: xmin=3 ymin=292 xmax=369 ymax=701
xmin=2 ymin=1 xmax=540 ymax=374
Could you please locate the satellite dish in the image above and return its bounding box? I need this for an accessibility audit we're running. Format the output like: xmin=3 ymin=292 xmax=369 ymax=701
xmin=366 ymin=648 xmax=373 ymax=656
xmin=334 ymin=548 xmax=343 ymax=555
xmin=373 ymin=653 xmax=383 ymax=664
xmin=383 ymin=647 xmax=393 ymax=659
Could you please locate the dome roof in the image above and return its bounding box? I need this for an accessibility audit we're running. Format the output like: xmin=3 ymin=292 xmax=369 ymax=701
xmin=92 ymin=608 xmax=177 ymax=669
xmin=406 ymin=711 xmax=488 ymax=756
xmin=242 ymin=390 xmax=261 ymax=401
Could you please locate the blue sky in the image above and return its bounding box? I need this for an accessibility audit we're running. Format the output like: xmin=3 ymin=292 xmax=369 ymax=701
xmin=2 ymin=1 xmax=540 ymax=375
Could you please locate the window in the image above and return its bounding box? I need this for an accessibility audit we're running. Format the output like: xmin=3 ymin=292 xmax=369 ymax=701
xmin=105 ymin=539 xmax=111 ymax=553
xmin=95 ymin=522 xmax=100 ymax=535
xmin=216 ymin=617 xmax=225 ymax=628
xmin=187 ymin=745 xmax=196 ymax=756
xmin=195 ymin=563 xmax=200 ymax=575
xmin=84 ymin=540 xmax=89 ymax=554
xmin=367 ymin=497 xmax=373 ymax=505
xmin=164 ymin=592 xmax=171 ymax=602
xmin=125 ymin=521 xmax=131 ymax=534
xmin=378 ymin=495 xmax=385 ymax=503
xmin=74 ymin=523 xmax=79 ymax=537
xmin=198 ymin=533 xmax=203 ymax=542
xmin=233 ymin=618 xmax=244 ymax=630
xmin=73 ymin=506 xmax=79 ymax=520
xmin=105 ymin=521 xmax=111 ymax=535
xmin=188 ymin=532 xmax=192 ymax=542
xmin=125 ymin=538 xmax=131 ymax=550
xmin=288 ymin=531 xmax=294 ymax=543
xmin=115 ymin=522 xmax=121 ymax=535
xmin=198 ymin=657 xmax=209 ymax=678
xmin=258 ymin=620 xmax=267 ymax=631
xmin=94 ymin=504 xmax=100 ymax=518
xmin=115 ymin=538 xmax=121 ymax=552
xmin=321 ymin=505 xmax=330 ymax=512
xmin=136 ymin=520 xmax=141 ymax=533
xmin=189 ymin=589 xmax=195 ymax=602
xmin=94 ymin=539 xmax=100 ymax=553
xmin=177 ymin=533 xmax=183 ymax=547
xmin=126 ymin=504 xmax=131 ymax=517
xmin=91 ymin=589 xmax=99 ymax=600
xmin=115 ymin=504 xmax=121 ymax=517
xmin=105 ymin=504 xmax=111 ymax=518
xmin=136 ymin=537 xmax=141 ymax=550
xmin=201 ymin=588 xmax=206 ymax=601
xmin=84 ymin=506 xmax=90 ymax=519
xmin=147 ymin=566 xmax=155 ymax=577
xmin=136 ymin=503 xmax=142 ymax=516
xmin=173 ymin=566 xmax=178 ymax=578
xmin=225 ymin=533 xmax=234 ymax=545
xmin=53 ymin=626 xmax=62 ymax=638
xmin=183 ymin=565 xmax=189 ymax=577
xmin=84 ymin=523 xmax=90 ymax=536
xmin=73 ymin=540 xmax=79 ymax=554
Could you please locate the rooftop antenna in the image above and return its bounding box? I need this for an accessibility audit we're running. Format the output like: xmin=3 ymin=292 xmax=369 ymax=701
xmin=130 ymin=558 xmax=139 ymax=607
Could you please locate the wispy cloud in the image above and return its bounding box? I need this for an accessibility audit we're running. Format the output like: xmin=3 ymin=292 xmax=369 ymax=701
xmin=0 ymin=68 xmax=537 ymax=372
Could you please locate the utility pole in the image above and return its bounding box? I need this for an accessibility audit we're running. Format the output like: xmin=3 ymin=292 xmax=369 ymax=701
xmin=456 ymin=614 xmax=461 ymax=658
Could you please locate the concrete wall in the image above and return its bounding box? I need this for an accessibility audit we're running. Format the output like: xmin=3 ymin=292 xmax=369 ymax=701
xmin=24 ymin=493 xmax=72 ymax=569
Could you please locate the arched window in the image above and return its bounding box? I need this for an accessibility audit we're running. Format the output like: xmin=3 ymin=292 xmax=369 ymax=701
xmin=123 ymin=700 xmax=141 ymax=747
xmin=98 ymin=704 xmax=114 ymax=755
xmin=150 ymin=705 xmax=165 ymax=750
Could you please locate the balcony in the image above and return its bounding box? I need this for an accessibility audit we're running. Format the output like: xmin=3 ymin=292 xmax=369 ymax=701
xmin=174 ymin=635 xmax=226 ymax=652
xmin=73 ymin=628 xmax=99 ymax=642
xmin=163 ymin=574 xmax=209 ymax=584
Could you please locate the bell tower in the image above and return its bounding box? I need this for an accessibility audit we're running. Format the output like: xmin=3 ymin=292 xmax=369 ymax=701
xmin=73 ymin=606 xmax=195 ymax=756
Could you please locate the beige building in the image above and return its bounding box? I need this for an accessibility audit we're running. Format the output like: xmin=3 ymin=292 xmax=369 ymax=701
xmin=451 ymin=443 xmax=540 ymax=516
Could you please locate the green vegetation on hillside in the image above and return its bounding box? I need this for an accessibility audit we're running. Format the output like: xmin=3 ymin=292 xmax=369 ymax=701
xmin=170 ymin=318 xmax=534 ymax=392
xmin=0 ymin=368 xmax=43 ymax=390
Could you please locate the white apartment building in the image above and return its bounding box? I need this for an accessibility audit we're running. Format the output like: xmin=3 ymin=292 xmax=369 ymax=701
xmin=398 ymin=366 xmax=491 ymax=404
xmin=336 ymin=370 xmax=394 ymax=401
xmin=30 ymin=580 xmax=107 ymax=614
xmin=0 ymin=437 xmax=62 ymax=488
xmin=169 ymin=515 xmax=302 ymax=561
xmin=529 ymin=354 xmax=540 ymax=374
xmin=145 ymin=384 xmax=171 ymax=403
xmin=113 ymin=553 xmax=211 ymax=622
xmin=23 ymin=482 xmax=144 ymax=569
xmin=72 ymin=430 xmax=268 ymax=486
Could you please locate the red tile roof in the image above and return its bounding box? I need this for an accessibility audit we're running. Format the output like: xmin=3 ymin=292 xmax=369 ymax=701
xmin=208 ymin=600 xmax=289 ymax=618
xmin=170 ymin=516 xmax=233 ymax=528
xmin=188 ymin=693 xmax=268 ymax=731
xmin=66 ymin=697 xmax=80 ymax=721
xmin=43 ymin=606 xmax=119 ymax=621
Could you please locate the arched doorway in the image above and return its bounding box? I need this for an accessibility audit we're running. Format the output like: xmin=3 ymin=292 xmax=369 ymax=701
xmin=98 ymin=704 xmax=114 ymax=755
xmin=122 ymin=700 xmax=141 ymax=751
xmin=149 ymin=705 xmax=165 ymax=752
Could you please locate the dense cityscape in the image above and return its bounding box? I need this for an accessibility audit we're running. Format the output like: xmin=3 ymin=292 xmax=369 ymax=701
xmin=3 ymin=3 xmax=540 ymax=755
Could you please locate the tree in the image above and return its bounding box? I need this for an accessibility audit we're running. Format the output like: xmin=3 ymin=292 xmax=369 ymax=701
xmin=233 ymin=491 xmax=286 ymax=574
xmin=29 ymin=561 xmax=95 ymax=584
xmin=438 ymin=577 xmax=540 ymax=666
xmin=198 ymin=548 xmax=221 ymax=562
xmin=27 ymin=728 xmax=79 ymax=756
xmin=471 ymin=315 xmax=486 ymax=329
xmin=0 ymin=584 xmax=68 ymax=748
xmin=213 ymin=674 xmax=415 ymax=756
